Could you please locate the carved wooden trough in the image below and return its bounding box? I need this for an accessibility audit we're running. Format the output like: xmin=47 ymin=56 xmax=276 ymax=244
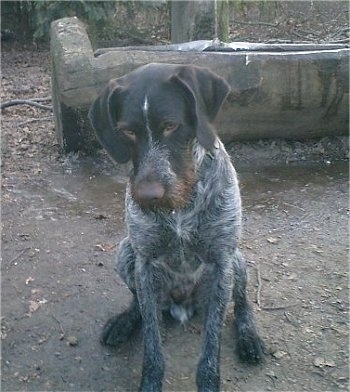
xmin=50 ymin=17 xmax=349 ymax=152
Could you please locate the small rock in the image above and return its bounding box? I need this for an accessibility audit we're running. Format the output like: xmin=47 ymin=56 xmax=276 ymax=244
xmin=25 ymin=276 xmax=34 ymax=285
xmin=272 ymin=350 xmax=287 ymax=359
xmin=313 ymin=357 xmax=336 ymax=368
xmin=67 ymin=336 xmax=78 ymax=346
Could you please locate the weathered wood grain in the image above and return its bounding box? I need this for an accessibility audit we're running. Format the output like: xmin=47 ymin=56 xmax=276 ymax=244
xmin=50 ymin=17 xmax=349 ymax=152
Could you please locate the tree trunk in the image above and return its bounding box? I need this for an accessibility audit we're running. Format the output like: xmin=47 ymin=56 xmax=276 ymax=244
xmin=171 ymin=1 xmax=214 ymax=43
xmin=217 ymin=0 xmax=230 ymax=42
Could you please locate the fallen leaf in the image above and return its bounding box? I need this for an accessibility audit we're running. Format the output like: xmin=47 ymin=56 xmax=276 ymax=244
xmin=94 ymin=214 xmax=108 ymax=220
xmin=266 ymin=370 xmax=277 ymax=378
xmin=29 ymin=301 xmax=40 ymax=313
xmin=267 ymin=237 xmax=278 ymax=244
xmin=95 ymin=244 xmax=105 ymax=252
xmin=95 ymin=243 xmax=116 ymax=252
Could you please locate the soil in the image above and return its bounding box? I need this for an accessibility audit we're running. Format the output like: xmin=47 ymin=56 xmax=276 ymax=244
xmin=1 ymin=10 xmax=349 ymax=392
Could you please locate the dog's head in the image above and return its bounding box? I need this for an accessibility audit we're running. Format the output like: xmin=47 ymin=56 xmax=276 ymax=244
xmin=89 ymin=63 xmax=230 ymax=210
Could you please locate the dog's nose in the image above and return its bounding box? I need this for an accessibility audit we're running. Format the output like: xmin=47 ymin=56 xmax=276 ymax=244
xmin=136 ymin=182 xmax=165 ymax=203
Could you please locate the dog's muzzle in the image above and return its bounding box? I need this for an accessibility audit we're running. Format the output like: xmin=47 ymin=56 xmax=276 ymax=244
xmin=130 ymin=145 xmax=182 ymax=210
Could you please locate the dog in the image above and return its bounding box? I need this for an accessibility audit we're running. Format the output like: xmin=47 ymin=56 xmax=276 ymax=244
xmin=89 ymin=63 xmax=264 ymax=392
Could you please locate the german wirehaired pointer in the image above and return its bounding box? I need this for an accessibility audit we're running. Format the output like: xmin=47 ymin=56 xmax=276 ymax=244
xmin=89 ymin=63 xmax=264 ymax=392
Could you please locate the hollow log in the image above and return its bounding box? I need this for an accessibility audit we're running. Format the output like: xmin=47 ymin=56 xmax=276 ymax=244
xmin=50 ymin=17 xmax=349 ymax=153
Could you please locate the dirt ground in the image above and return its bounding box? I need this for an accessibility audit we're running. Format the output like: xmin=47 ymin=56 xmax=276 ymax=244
xmin=1 ymin=13 xmax=349 ymax=392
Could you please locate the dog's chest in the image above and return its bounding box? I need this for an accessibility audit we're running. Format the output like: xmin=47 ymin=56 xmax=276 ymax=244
xmin=168 ymin=210 xmax=196 ymax=243
xmin=157 ymin=210 xmax=200 ymax=270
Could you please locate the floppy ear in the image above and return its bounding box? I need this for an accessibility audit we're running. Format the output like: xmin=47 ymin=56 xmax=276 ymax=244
xmin=88 ymin=80 xmax=130 ymax=163
xmin=170 ymin=65 xmax=231 ymax=151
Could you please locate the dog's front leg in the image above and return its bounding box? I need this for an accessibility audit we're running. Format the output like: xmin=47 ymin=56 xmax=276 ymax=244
xmin=135 ymin=259 xmax=164 ymax=392
xmin=196 ymin=255 xmax=233 ymax=392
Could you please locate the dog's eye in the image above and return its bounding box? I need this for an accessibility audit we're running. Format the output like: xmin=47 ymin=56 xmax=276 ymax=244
xmin=120 ymin=128 xmax=136 ymax=141
xmin=162 ymin=122 xmax=179 ymax=137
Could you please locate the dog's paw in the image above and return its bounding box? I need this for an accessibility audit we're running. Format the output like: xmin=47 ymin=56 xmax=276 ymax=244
xmin=196 ymin=356 xmax=220 ymax=392
xmin=139 ymin=362 xmax=164 ymax=392
xmin=139 ymin=379 xmax=162 ymax=392
xmin=100 ymin=312 xmax=140 ymax=346
xmin=236 ymin=331 xmax=265 ymax=364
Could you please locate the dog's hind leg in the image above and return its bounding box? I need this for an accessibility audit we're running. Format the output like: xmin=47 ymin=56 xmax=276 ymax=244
xmin=100 ymin=296 xmax=141 ymax=346
xmin=100 ymin=237 xmax=142 ymax=346
xmin=232 ymin=249 xmax=265 ymax=363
